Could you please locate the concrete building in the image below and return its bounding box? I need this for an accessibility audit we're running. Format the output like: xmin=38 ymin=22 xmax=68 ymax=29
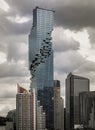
xmin=89 ymin=99 xmax=95 ymax=129
xmin=29 ymin=7 xmax=55 ymax=130
xmin=54 ymin=80 xmax=61 ymax=130
xmin=66 ymin=73 xmax=89 ymax=130
xmin=16 ymin=84 xmax=36 ymax=130
xmin=54 ymin=80 xmax=64 ymax=130
xmin=37 ymin=101 xmax=46 ymax=130
xmin=60 ymin=97 xmax=64 ymax=130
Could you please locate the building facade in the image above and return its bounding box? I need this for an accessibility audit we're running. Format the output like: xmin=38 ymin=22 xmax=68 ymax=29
xmin=29 ymin=7 xmax=55 ymax=130
xmin=29 ymin=7 xmax=54 ymax=89
xmin=60 ymin=97 xmax=64 ymax=130
xmin=66 ymin=73 xmax=89 ymax=130
xmin=37 ymin=101 xmax=46 ymax=130
xmin=79 ymin=91 xmax=95 ymax=129
xmin=16 ymin=84 xmax=36 ymax=130
xmin=38 ymin=87 xmax=54 ymax=129
xmin=54 ymin=80 xmax=64 ymax=130
xmin=54 ymin=80 xmax=61 ymax=130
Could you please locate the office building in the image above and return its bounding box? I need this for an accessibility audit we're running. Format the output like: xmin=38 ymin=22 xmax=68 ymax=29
xmin=29 ymin=7 xmax=54 ymax=89
xmin=16 ymin=84 xmax=36 ymax=130
xmin=54 ymin=80 xmax=64 ymax=130
xmin=79 ymin=91 xmax=95 ymax=129
xmin=38 ymin=87 xmax=54 ymax=129
xmin=54 ymin=80 xmax=61 ymax=130
xmin=29 ymin=7 xmax=55 ymax=130
xmin=66 ymin=73 xmax=89 ymax=130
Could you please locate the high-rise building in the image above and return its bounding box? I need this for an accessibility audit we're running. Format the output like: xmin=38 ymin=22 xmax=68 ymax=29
xmin=66 ymin=73 xmax=89 ymax=130
xmin=60 ymin=97 xmax=64 ymax=130
xmin=54 ymin=80 xmax=61 ymax=130
xmin=54 ymin=80 xmax=64 ymax=130
xmin=79 ymin=91 xmax=95 ymax=129
xmin=29 ymin=7 xmax=54 ymax=89
xmin=38 ymin=87 xmax=54 ymax=129
xmin=16 ymin=84 xmax=36 ymax=130
xmin=37 ymin=101 xmax=46 ymax=130
xmin=29 ymin=7 xmax=55 ymax=130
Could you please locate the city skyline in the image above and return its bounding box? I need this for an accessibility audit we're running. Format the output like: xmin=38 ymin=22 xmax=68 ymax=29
xmin=0 ymin=0 xmax=95 ymax=116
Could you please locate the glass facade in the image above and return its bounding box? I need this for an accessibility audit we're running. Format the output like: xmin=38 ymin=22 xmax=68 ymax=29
xmin=79 ymin=91 xmax=95 ymax=128
xmin=29 ymin=7 xmax=54 ymax=130
xmin=29 ymin=7 xmax=54 ymax=90
xmin=66 ymin=73 xmax=89 ymax=130
xmin=38 ymin=87 xmax=54 ymax=129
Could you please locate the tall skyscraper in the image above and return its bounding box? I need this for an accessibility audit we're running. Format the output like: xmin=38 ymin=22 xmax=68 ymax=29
xmin=66 ymin=73 xmax=89 ymax=130
xmin=29 ymin=7 xmax=54 ymax=89
xmin=16 ymin=84 xmax=36 ymax=130
xmin=29 ymin=7 xmax=55 ymax=130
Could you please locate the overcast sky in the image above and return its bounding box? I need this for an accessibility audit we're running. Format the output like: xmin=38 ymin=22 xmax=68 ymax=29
xmin=0 ymin=0 xmax=95 ymax=116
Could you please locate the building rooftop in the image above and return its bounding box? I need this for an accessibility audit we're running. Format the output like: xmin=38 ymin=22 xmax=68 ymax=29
xmin=35 ymin=6 xmax=55 ymax=12
xmin=67 ymin=72 xmax=89 ymax=80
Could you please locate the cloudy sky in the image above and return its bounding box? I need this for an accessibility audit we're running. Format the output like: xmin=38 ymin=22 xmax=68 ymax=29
xmin=0 ymin=0 xmax=95 ymax=116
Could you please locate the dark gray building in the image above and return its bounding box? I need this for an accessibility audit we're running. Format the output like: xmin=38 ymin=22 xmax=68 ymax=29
xmin=79 ymin=91 xmax=95 ymax=129
xmin=66 ymin=73 xmax=90 ymax=130
xmin=6 ymin=109 xmax=16 ymax=130
xmin=38 ymin=87 xmax=54 ymax=129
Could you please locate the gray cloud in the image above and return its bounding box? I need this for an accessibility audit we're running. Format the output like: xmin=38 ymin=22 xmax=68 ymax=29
xmin=0 ymin=98 xmax=16 ymax=116
xmin=87 ymin=27 xmax=95 ymax=46
xmin=54 ymin=50 xmax=85 ymax=74
xmin=7 ymin=42 xmax=28 ymax=62
xmin=56 ymin=1 xmax=95 ymax=29
xmin=53 ymin=28 xmax=80 ymax=52
xmin=0 ymin=62 xmax=30 ymax=78
xmin=4 ymin=0 xmax=95 ymax=30
xmin=0 ymin=16 xmax=32 ymax=36
xmin=0 ymin=86 xmax=16 ymax=98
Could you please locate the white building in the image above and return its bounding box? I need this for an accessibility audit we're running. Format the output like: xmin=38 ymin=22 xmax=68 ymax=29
xmin=16 ymin=84 xmax=36 ymax=130
xmin=37 ymin=101 xmax=46 ymax=130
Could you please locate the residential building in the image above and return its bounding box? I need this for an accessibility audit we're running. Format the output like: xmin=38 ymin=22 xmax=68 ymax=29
xmin=16 ymin=84 xmax=36 ymax=130
xmin=37 ymin=101 xmax=46 ymax=130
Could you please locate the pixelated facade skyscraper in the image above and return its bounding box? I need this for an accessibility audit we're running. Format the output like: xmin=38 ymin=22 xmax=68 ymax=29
xmin=29 ymin=7 xmax=54 ymax=129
